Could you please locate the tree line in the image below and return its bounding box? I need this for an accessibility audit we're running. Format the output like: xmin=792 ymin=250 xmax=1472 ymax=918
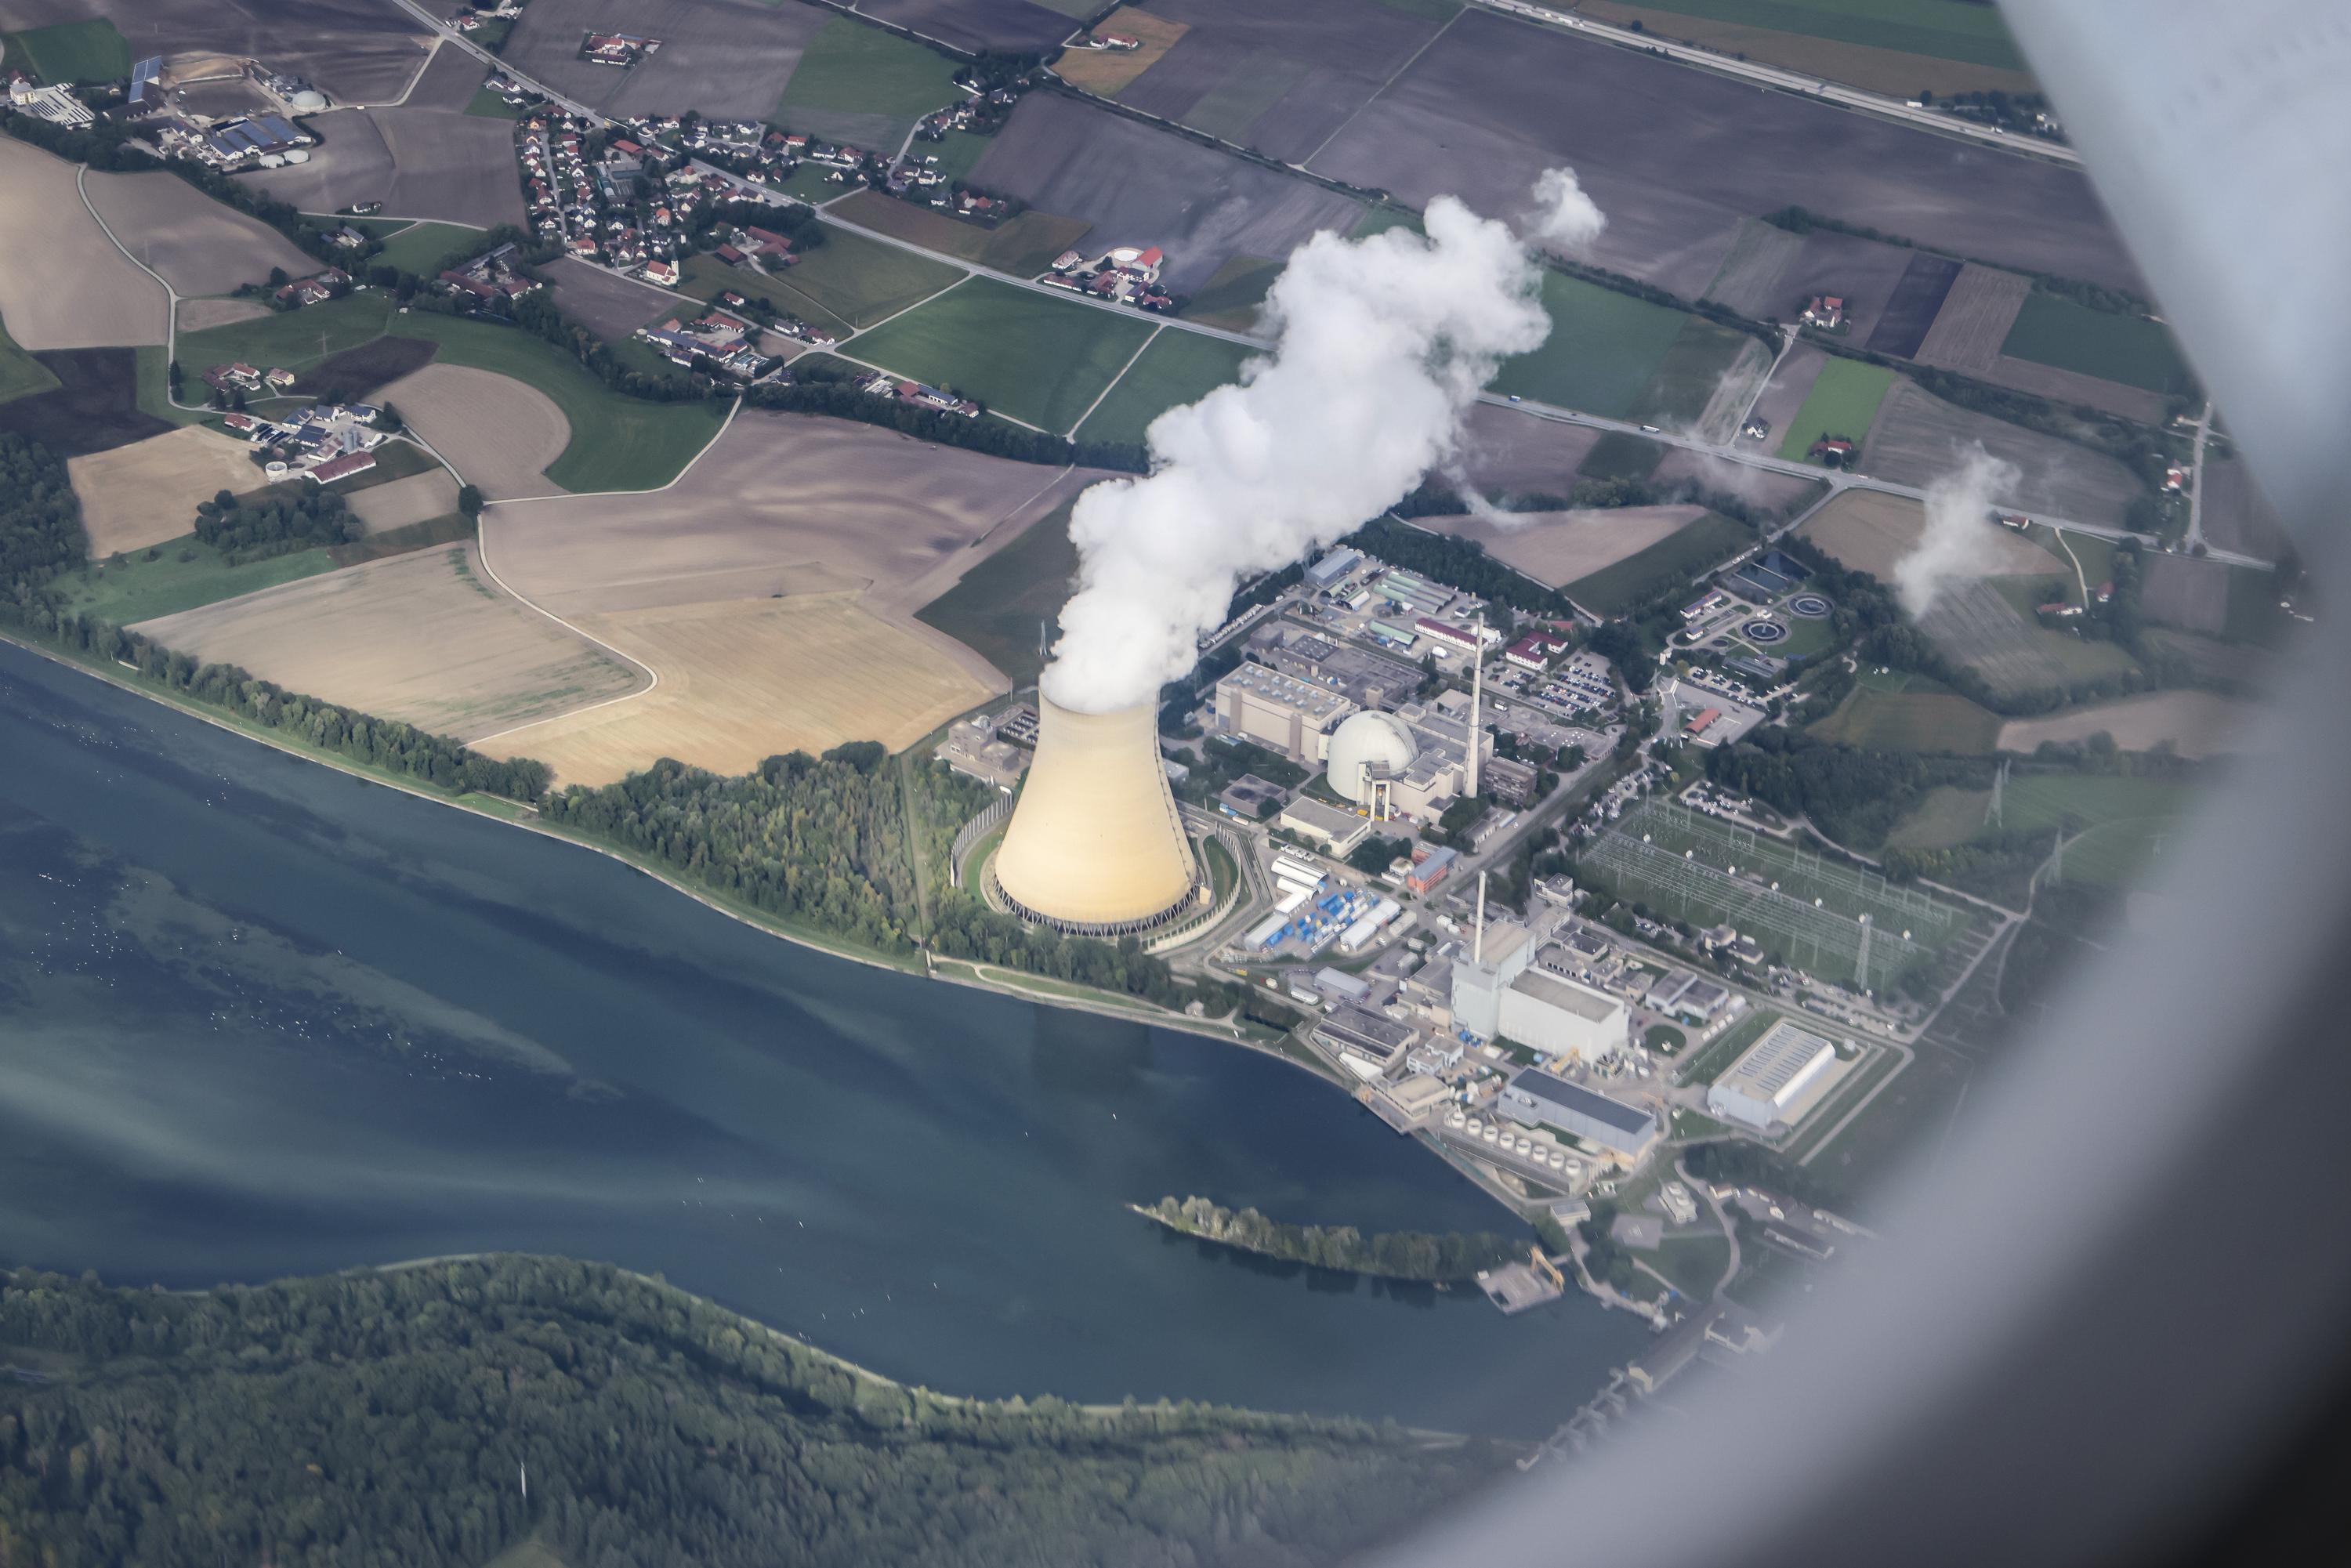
xmin=0 ymin=1255 xmax=1509 ymax=1568
xmin=1142 ymin=1196 xmax=1524 ymax=1282
xmin=193 ymin=484 xmax=360 ymax=560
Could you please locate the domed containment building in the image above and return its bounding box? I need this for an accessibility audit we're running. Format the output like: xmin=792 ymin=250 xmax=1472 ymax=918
xmin=1324 ymin=710 xmax=1418 ymax=817
xmin=990 ymin=698 xmax=1204 ymax=936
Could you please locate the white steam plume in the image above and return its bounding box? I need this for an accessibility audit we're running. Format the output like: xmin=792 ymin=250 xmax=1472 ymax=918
xmin=1893 ymin=443 xmax=2023 ymax=617
xmin=1044 ymin=176 xmax=1585 ymax=712
xmin=1528 ymin=166 xmax=1608 ymax=255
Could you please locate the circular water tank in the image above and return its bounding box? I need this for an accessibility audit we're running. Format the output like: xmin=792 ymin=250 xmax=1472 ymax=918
xmin=289 ymin=89 xmax=326 ymax=111
xmin=282 ymin=148 xmax=310 ymax=164
xmin=1323 ymin=710 xmax=1417 ymax=803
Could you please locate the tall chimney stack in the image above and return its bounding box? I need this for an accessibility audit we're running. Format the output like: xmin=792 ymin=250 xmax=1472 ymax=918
xmin=1468 ymin=613 xmax=1483 ymax=798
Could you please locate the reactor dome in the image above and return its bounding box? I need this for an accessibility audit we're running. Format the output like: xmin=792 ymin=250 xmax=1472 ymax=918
xmin=1324 ymin=710 xmax=1417 ymax=803
xmin=288 ymin=89 xmax=327 ymax=111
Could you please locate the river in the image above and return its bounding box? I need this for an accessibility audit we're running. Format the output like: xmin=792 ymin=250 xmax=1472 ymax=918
xmin=0 ymin=641 xmax=1646 ymax=1436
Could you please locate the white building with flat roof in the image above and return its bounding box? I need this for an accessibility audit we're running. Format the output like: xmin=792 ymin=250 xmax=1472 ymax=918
xmin=1498 ymin=969 xmax=1628 ymax=1064
xmin=1706 ymin=1019 xmax=1841 ymax=1132
xmin=1212 ymin=664 xmax=1357 ymax=762
xmin=1450 ymin=920 xmax=1534 ymax=1039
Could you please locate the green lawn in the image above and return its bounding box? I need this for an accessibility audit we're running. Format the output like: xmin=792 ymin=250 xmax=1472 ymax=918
xmin=770 ymin=163 xmax=848 ymax=205
xmin=53 ymin=536 xmax=337 ymax=627
xmin=1074 ymin=329 xmax=1256 ymax=447
xmin=176 ymin=293 xmax=397 ymax=376
xmin=775 ymin=17 xmax=962 ymax=144
xmin=750 ymin=229 xmax=963 ymax=332
xmin=464 ymin=81 xmax=525 ymax=119
xmin=922 ymin=129 xmax=995 ymax=184
xmin=1583 ymin=0 xmax=2023 ymax=70
xmin=1492 ymin=270 xmax=1696 ymax=418
xmin=1777 ymin=358 xmax=1896 ymax=462
xmin=7 ymin=16 xmax=130 ymax=83
xmin=0 ymin=317 xmax=59 ymax=404
xmin=1644 ymin=1233 xmax=1733 ymax=1302
xmin=846 ymin=276 xmax=1157 ymax=433
xmin=1180 ymin=255 xmax=1282 ymax=333
xmin=1628 ymin=316 xmax=1756 ymax=427
xmin=2001 ymin=292 xmax=2195 ymax=397
xmin=1565 ymin=512 xmax=1752 ymax=617
xmin=372 ymin=222 xmax=484 ymax=276
xmin=134 ymin=346 xmax=216 ymax=428
xmin=914 ymin=495 xmax=1076 ymax=685
xmin=385 ymin=313 xmax=728 ymax=493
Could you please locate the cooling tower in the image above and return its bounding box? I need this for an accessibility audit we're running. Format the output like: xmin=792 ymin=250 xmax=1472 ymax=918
xmin=991 ymin=697 xmax=1202 ymax=936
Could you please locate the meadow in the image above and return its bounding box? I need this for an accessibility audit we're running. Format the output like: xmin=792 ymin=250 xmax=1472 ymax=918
xmin=721 ymin=230 xmax=962 ymax=334
xmin=5 ymin=17 xmax=131 ymax=84
xmin=1565 ymin=510 xmax=1751 ymax=617
xmin=2000 ymin=292 xmax=2195 ymax=397
xmin=1491 ymin=271 xmax=1706 ymax=417
xmin=371 ymin=222 xmax=486 ymax=277
xmin=774 ymin=17 xmax=962 ymax=146
xmin=1807 ymin=668 xmax=2003 ymax=752
xmin=846 ymin=277 xmax=1158 ymax=433
xmin=0 ymin=318 xmax=59 ymax=404
xmin=1776 ymin=357 xmax=1896 ymax=461
xmin=1074 ymin=330 xmax=1257 ymax=447
xmin=915 ymin=496 xmax=1078 ymax=686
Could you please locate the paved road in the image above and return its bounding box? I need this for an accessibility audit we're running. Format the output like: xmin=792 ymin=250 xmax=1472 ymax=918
xmin=2185 ymin=401 xmax=2215 ymax=552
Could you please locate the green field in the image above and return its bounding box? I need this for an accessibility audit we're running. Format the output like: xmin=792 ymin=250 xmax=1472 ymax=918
xmin=2001 ymin=292 xmax=2195 ymax=397
xmin=745 ymin=230 xmax=963 ymax=332
xmin=1074 ymin=329 xmax=1256 ymax=447
xmin=176 ymin=293 xmax=398 ymax=376
xmin=1565 ymin=511 xmax=1752 ymax=617
xmin=1581 ymin=0 xmax=2023 ymax=70
xmin=0 ymin=317 xmax=59 ymax=404
xmin=372 ymin=222 xmax=484 ymax=276
xmin=1628 ymin=316 xmax=1756 ymax=427
xmin=914 ymin=496 xmax=1077 ymax=686
xmin=1987 ymin=576 xmax=2142 ymax=687
xmin=1992 ymin=772 xmax=2196 ymax=889
xmin=1777 ymin=358 xmax=1896 ymax=462
xmin=1733 ymin=609 xmax=1839 ymax=661
xmin=1808 ymin=669 xmax=2003 ymax=752
xmin=1882 ymin=784 xmax=1991 ymax=850
xmin=770 ymin=163 xmax=848 ymax=205
xmin=1180 ymin=255 xmax=1282 ymax=333
xmin=7 ymin=16 xmax=130 ymax=83
xmin=1578 ymin=429 xmax=1665 ymax=482
xmin=384 ymin=313 xmax=728 ymax=493
xmin=1493 ymin=271 xmax=1696 ymax=417
xmin=847 ymin=276 xmax=1157 ymax=433
xmin=52 ymin=536 xmax=338 ymax=626
xmin=922 ymin=129 xmax=995 ymax=184
xmin=464 ymin=79 xmax=524 ymax=119
xmin=774 ymin=17 xmax=962 ymax=144
xmin=133 ymin=346 xmax=215 ymax=427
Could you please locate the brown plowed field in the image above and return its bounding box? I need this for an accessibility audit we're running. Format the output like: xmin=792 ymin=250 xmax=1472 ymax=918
xmin=0 ymin=139 xmax=168 ymax=350
xmin=1422 ymin=505 xmax=1704 ymax=588
xmin=82 ymin=168 xmax=313 ymax=297
xmin=2139 ymin=553 xmax=2229 ymax=636
xmin=0 ymin=0 xmax=433 ymax=103
xmin=1453 ymin=400 xmax=1601 ymax=494
xmin=2197 ymin=454 xmax=2290 ymax=560
xmin=549 ymin=257 xmax=683 ymax=340
xmin=1862 ymin=379 xmax=2145 ymax=528
xmin=348 ymin=469 xmax=460 ymax=534
xmin=132 ymin=542 xmax=645 ymax=741
xmin=1911 ymin=264 xmax=2030 ymax=375
xmin=1796 ymin=489 xmax=2065 ymax=583
xmin=1996 ymin=690 xmax=2255 ymax=759
xmin=378 ymin=363 xmax=569 ymax=500
xmin=1980 ymin=354 xmax=2168 ymax=424
xmin=176 ymin=298 xmax=272 ymax=332
xmin=70 ymin=426 xmax=265 ymax=557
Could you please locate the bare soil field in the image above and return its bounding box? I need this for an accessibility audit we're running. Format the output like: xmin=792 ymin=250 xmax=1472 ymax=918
xmin=1423 ymin=504 xmax=1704 ymax=588
xmin=132 ymin=543 xmax=645 ymax=741
xmin=0 ymin=347 xmax=168 ymax=456
xmin=176 ymin=298 xmax=270 ymax=332
xmin=471 ymin=591 xmax=991 ymax=785
xmin=970 ymin=94 xmax=1363 ymax=294
xmin=242 ymin=101 xmax=523 ymax=230
xmin=378 ymin=363 xmax=569 ymax=500
xmin=0 ymin=139 xmax=168 ymax=350
xmin=69 ymin=425 xmax=261 ymax=557
xmin=396 ymin=36 xmax=484 ymax=111
xmin=1797 ymin=489 xmax=2066 ymax=583
xmin=2139 ymin=553 xmax=2229 ymax=636
xmin=1916 ymin=578 xmax=2088 ymax=699
xmin=1861 ymin=252 xmax=1963 ymax=359
xmin=1699 ymin=218 xmax=1804 ymax=317
xmin=1772 ymin=230 xmax=1919 ymax=342
xmin=1911 ymin=263 xmax=2029 ymax=374
xmin=299 ymin=335 xmax=440 ymax=404
xmin=1452 ymin=400 xmax=1600 ymax=494
xmin=854 ymin=0 xmax=1077 ymax=54
xmin=498 ymin=0 xmax=828 ymax=121
xmin=1995 ymin=690 xmax=2255 ymax=759
xmin=82 ymin=168 xmax=313 ymax=297
xmin=549 ymin=256 xmax=679 ymax=340
xmin=1055 ymin=9 xmax=1188 ymax=96
xmin=0 ymin=0 xmax=430 ymax=102
xmin=1307 ymin=9 xmax=2142 ymax=300
xmin=347 ymin=468 xmax=460 ymax=534
xmin=1651 ymin=447 xmax=1822 ymax=516
xmin=1976 ymin=353 xmax=2168 ymax=425
xmin=2197 ymin=454 xmax=2291 ymax=560
xmin=1862 ymin=379 xmax=2146 ymax=528
xmin=1570 ymin=1 xmax=2038 ymax=99
xmin=1742 ymin=343 xmax=1829 ymax=447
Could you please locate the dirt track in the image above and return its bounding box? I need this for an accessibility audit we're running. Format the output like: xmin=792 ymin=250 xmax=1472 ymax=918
xmin=0 ymin=139 xmax=168 ymax=350
xmin=378 ymin=362 xmax=569 ymax=500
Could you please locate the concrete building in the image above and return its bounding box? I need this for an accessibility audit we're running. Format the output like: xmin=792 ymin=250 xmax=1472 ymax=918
xmin=1498 ymin=969 xmax=1628 ymax=1064
xmin=1263 ymin=632 xmax=1421 ymax=709
xmin=1498 ymin=1069 xmax=1661 ymax=1162
xmin=1212 ymin=664 xmax=1357 ymax=762
xmin=1279 ymin=795 xmax=1372 ymax=856
xmin=1371 ymin=567 xmax=1454 ymax=617
xmin=1304 ymin=547 xmax=1364 ymax=589
xmin=1706 ymin=1019 xmax=1841 ymax=1132
xmin=1313 ymin=1006 xmax=1419 ymax=1080
xmin=1450 ymin=919 xmax=1535 ymax=1040
xmin=1217 ymin=773 xmax=1287 ymax=820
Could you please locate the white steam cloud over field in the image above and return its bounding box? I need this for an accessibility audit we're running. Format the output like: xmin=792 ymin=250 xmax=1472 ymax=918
xmin=1895 ymin=443 xmax=2023 ymax=617
xmin=1042 ymin=171 xmax=1598 ymax=713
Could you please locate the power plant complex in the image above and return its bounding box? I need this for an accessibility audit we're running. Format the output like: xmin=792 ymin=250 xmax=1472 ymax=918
xmin=988 ymin=697 xmax=1206 ymax=936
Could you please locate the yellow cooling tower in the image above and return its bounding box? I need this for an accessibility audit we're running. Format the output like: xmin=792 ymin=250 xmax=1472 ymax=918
xmin=991 ymin=697 xmax=1202 ymax=935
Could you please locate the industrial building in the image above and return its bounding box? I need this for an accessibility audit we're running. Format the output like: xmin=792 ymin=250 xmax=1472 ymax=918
xmin=1313 ymin=1006 xmax=1420 ymax=1080
xmin=991 ymin=698 xmax=1203 ymax=936
xmin=1705 ymin=1019 xmax=1842 ymax=1132
xmin=1278 ymin=795 xmax=1371 ymax=856
xmin=1211 ymin=664 xmax=1357 ymax=762
xmin=1497 ymin=969 xmax=1628 ymax=1064
xmin=1498 ymin=1070 xmax=1661 ymax=1162
xmin=1451 ymin=919 xmax=1535 ymax=1040
xmin=1370 ymin=568 xmax=1455 ymax=617
xmin=1303 ymin=547 xmax=1364 ymax=590
xmin=1261 ymin=632 xmax=1421 ymax=710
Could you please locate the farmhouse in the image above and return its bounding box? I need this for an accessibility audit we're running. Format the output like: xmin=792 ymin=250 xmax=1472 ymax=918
xmin=272 ymin=266 xmax=351 ymax=308
xmin=582 ymin=32 xmax=662 ymax=68
xmin=1809 ymin=436 xmax=1856 ymax=465
xmin=1800 ymin=295 xmax=1845 ymax=329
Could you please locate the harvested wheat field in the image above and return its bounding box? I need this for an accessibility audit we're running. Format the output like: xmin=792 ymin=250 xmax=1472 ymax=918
xmin=1054 ymin=9 xmax=1188 ymax=95
xmin=133 ymin=544 xmax=644 ymax=741
xmin=1798 ymin=489 xmax=2066 ymax=583
xmin=70 ymin=425 xmax=263 ymax=556
xmin=1997 ymin=690 xmax=2255 ymax=760
xmin=83 ymin=166 xmax=313 ymax=296
xmin=176 ymin=297 xmax=271 ymax=331
xmin=472 ymin=592 xmax=990 ymax=785
xmin=1423 ymin=505 xmax=1703 ymax=589
xmin=0 ymin=139 xmax=168 ymax=350
xmin=379 ymin=363 xmax=569 ymax=499
xmin=347 ymin=468 xmax=460 ymax=534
